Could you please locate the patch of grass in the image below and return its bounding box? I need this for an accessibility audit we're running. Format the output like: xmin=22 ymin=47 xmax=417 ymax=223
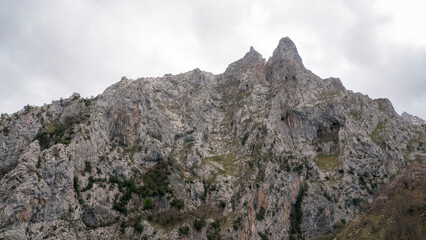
xmin=349 ymin=110 xmax=362 ymax=121
xmin=316 ymin=153 xmax=340 ymax=172
xmin=202 ymin=154 xmax=236 ymax=176
xmin=52 ymin=147 xmax=60 ymax=157
xmin=143 ymin=197 xmax=153 ymax=210
xmin=151 ymin=208 xmax=185 ymax=227
xmin=370 ymin=120 xmax=387 ymax=146
xmin=123 ymin=148 xmax=134 ymax=155
xmin=405 ymin=136 xmax=422 ymax=157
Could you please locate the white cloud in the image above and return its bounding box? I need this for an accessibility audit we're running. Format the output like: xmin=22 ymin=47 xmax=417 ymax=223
xmin=0 ymin=0 xmax=425 ymax=119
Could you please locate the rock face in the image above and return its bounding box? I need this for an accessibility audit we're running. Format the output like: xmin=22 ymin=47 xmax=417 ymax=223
xmin=322 ymin=162 xmax=426 ymax=239
xmin=401 ymin=112 xmax=426 ymax=125
xmin=0 ymin=37 xmax=425 ymax=240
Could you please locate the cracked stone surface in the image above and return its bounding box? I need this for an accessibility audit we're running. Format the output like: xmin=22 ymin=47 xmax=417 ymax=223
xmin=0 ymin=37 xmax=425 ymax=240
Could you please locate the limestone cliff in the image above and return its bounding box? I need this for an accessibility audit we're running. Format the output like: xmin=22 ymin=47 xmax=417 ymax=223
xmin=0 ymin=37 xmax=425 ymax=240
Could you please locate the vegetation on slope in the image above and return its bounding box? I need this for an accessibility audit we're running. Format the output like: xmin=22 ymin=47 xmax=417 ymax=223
xmin=317 ymin=163 xmax=426 ymax=240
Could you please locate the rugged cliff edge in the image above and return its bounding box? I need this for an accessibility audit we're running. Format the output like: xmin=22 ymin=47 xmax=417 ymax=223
xmin=1 ymin=37 xmax=425 ymax=240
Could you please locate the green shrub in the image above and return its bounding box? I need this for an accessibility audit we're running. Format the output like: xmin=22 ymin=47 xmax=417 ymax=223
xmin=34 ymin=131 xmax=50 ymax=149
xmin=113 ymin=199 xmax=128 ymax=215
xmin=73 ymin=176 xmax=80 ymax=194
xmin=143 ymin=198 xmax=153 ymax=210
xmin=133 ymin=215 xmax=144 ymax=233
xmin=141 ymin=160 xmax=172 ymax=197
xmin=256 ymin=207 xmax=265 ymax=220
xmin=62 ymin=136 xmax=72 ymax=145
xmin=323 ymin=192 xmax=332 ymax=201
xmin=233 ymin=216 xmax=242 ymax=230
xmin=179 ymin=225 xmax=190 ymax=235
xmin=73 ymin=176 xmax=84 ymax=205
xmin=120 ymin=222 xmax=126 ymax=234
xmin=207 ymin=219 xmax=221 ymax=240
xmin=241 ymin=133 xmax=249 ymax=146
xmin=352 ymin=198 xmax=361 ymax=206
xmin=36 ymin=156 xmax=42 ymax=168
xmin=211 ymin=219 xmax=220 ymax=230
xmin=218 ymin=200 xmax=226 ymax=209
xmin=82 ymin=176 xmax=95 ymax=192
xmin=170 ymin=198 xmax=184 ymax=210
xmin=109 ymin=160 xmax=172 ymax=215
xmin=258 ymin=231 xmax=269 ymax=240
xmin=2 ymin=126 xmax=10 ymax=136
xmin=289 ymin=183 xmax=307 ymax=239
xmin=24 ymin=104 xmax=32 ymax=113
xmin=85 ymin=161 xmax=92 ymax=173
xmin=193 ymin=218 xmax=206 ymax=231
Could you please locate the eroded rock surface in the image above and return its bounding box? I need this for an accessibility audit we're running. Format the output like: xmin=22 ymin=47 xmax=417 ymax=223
xmin=1 ymin=37 xmax=425 ymax=240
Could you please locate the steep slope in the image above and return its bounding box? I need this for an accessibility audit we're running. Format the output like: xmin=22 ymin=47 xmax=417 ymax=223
xmin=317 ymin=163 xmax=426 ymax=240
xmin=0 ymin=37 xmax=425 ymax=240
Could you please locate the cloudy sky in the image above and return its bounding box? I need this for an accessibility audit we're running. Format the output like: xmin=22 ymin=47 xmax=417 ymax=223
xmin=1 ymin=0 xmax=425 ymax=119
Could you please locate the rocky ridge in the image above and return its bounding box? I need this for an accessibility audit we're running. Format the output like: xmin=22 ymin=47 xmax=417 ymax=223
xmin=401 ymin=112 xmax=426 ymax=125
xmin=0 ymin=37 xmax=425 ymax=240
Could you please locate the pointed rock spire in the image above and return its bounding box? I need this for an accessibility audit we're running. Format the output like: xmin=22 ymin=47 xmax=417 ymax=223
xmin=225 ymin=46 xmax=265 ymax=74
xmin=272 ymin=37 xmax=303 ymax=66
xmin=266 ymin=37 xmax=305 ymax=82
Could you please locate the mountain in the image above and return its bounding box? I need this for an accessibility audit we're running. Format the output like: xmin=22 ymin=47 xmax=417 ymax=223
xmin=0 ymin=37 xmax=425 ymax=240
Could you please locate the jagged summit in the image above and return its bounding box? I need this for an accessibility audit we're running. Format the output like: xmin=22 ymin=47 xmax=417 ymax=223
xmin=265 ymin=37 xmax=306 ymax=82
xmin=401 ymin=112 xmax=426 ymax=125
xmin=0 ymin=37 xmax=425 ymax=240
xmin=271 ymin=37 xmax=303 ymax=66
xmin=225 ymin=46 xmax=264 ymax=74
xmin=226 ymin=37 xmax=303 ymax=77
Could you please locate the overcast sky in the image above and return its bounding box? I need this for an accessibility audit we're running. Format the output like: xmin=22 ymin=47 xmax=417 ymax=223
xmin=1 ymin=0 xmax=425 ymax=119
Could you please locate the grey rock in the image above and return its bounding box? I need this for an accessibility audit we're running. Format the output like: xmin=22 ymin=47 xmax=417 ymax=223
xmin=0 ymin=37 xmax=425 ymax=240
xmin=82 ymin=206 xmax=117 ymax=228
xmin=401 ymin=111 xmax=426 ymax=125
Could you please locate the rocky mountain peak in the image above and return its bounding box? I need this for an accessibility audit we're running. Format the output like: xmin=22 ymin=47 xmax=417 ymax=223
xmin=225 ymin=46 xmax=265 ymax=74
xmin=272 ymin=37 xmax=303 ymax=65
xmin=266 ymin=37 xmax=305 ymax=82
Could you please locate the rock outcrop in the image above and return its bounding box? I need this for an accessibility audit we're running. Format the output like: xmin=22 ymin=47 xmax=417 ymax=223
xmin=0 ymin=37 xmax=425 ymax=240
xmin=401 ymin=111 xmax=426 ymax=125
